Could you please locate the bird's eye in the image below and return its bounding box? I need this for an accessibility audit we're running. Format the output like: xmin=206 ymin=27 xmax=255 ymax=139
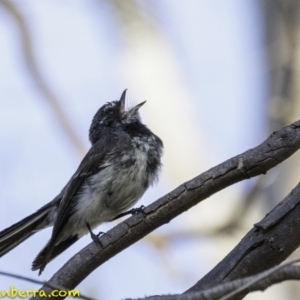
xmin=107 ymin=110 xmax=114 ymax=116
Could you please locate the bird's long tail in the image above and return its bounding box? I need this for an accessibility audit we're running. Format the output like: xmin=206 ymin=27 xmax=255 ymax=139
xmin=0 ymin=204 xmax=54 ymax=257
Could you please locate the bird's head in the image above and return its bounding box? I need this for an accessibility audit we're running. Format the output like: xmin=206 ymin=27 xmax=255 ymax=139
xmin=89 ymin=90 xmax=146 ymax=144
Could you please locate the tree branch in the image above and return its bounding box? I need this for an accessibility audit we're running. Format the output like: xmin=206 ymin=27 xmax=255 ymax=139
xmin=128 ymin=259 xmax=300 ymax=300
xmin=30 ymin=120 xmax=300 ymax=299
xmin=185 ymin=180 xmax=300 ymax=297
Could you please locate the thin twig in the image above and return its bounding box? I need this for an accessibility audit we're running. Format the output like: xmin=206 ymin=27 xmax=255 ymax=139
xmin=0 ymin=270 xmax=95 ymax=300
xmin=130 ymin=262 xmax=300 ymax=300
xmin=219 ymin=258 xmax=300 ymax=300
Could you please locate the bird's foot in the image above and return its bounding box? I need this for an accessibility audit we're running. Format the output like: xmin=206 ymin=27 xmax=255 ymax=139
xmin=112 ymin=205 xmax=146 ymax=221
xmin=129 ymin=205 xmax=146 ymax=216
xmin=85 ymin=222 xmax=107 ymax=247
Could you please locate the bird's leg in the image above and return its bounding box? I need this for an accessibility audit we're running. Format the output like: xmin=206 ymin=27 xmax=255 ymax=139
xmin=112 ymin=205 xmax=146 ymax=221
xmin=85 ymin=222 xmax=105 ymax=247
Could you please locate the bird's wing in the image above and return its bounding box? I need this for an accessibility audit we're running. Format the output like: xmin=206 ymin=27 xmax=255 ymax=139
xmin=38 ymin=135 xmax=120 ymax=272
xmin=53 ymin=146 xmax=114 ymax=239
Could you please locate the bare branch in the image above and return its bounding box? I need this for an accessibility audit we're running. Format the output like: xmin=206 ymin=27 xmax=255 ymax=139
xmin=185 ymin=182 xmax=300 ymax=298
xmin=127 ymin=259 xmax=300 ymax=300
xmin=218 ymin=258 xmax=300 ymax=300
xmin=26 ymin=119 xmax=300 ymax=299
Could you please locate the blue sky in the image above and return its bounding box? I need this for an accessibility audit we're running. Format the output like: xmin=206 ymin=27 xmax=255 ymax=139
xmin=0 ymin=1 xmax=268 ymax=299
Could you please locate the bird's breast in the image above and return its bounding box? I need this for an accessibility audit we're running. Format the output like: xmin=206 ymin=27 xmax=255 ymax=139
xmin=73 ymin=139 xmax=157 ymax=226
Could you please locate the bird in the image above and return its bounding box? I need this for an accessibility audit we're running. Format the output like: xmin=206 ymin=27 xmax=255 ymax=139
xmin=0 ymin=90 xmax=163 ymax=275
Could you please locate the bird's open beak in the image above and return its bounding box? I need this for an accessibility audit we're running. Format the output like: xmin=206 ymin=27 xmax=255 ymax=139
xmin=119 ymin=89 xmax=146 ymax=119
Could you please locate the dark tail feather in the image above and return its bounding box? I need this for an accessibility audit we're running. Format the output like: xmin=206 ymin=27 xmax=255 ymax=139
xmin=32 ymin=235 xmax=79 ymax=274
xmin=0 ymin=205 xmax=52 ymax=257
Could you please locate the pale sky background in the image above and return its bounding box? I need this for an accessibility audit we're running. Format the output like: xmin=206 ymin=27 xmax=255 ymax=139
xmin=0 ymin=1 xmax=271 ymax=299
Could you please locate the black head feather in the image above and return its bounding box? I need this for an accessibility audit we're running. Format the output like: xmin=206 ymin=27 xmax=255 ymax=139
xmin=89 ymin=90 xmax=146 ymax=144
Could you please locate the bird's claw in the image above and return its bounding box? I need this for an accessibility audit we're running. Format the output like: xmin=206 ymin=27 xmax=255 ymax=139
xmin=130 ymin=205 xmax=146 ymax=216
xmin=85 ymin=222 xmax=108 ymax=247
xmin=112 ymin=205 xmax=146 ymax=220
